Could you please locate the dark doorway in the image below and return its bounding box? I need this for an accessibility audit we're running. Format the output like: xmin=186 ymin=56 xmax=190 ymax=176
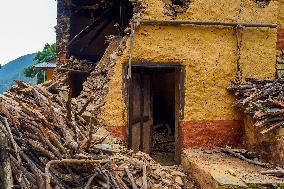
xmin=127 ymin=63 xmax=183 ymax=165
xmin=68 ymin=71 xmax=90 ymax=98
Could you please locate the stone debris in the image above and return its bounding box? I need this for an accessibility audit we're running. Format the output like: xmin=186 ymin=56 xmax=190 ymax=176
xmin=182 ymin=149 xmax=284 ymax=189
xmin=0 ymin=81 xmax=196 ymax=188
xmin=152 ymin=124 xmax=175 ymax=154
xmin=253 ymin=0 xmax=271 ymax=8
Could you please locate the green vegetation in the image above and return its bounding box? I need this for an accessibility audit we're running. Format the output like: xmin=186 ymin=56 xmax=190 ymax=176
xmin=0 ymin=53 xmax=37 ymax=93
xmin=23 ymin=43 xmax=56 ymax=84
xmin=247 ymin=184 xmax=284 ymax=189
xmin=274 ymin=184 xmax=284 ymax=189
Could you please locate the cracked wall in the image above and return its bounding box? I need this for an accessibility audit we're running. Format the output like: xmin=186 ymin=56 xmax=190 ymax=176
xmin=55 ymin=0 xmax=281 ymax=148
xmin=96 ymin=0 xmax=278 ymax=147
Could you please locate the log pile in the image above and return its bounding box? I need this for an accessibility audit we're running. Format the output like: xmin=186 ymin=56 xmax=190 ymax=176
xmin=228 ymin=77 xmax=284 ymax=134
xmin=0 ymin=81 xmax=193 ymax=188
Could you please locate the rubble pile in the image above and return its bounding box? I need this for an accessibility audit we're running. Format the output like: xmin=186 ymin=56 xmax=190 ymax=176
xmin=58 ymin=57 xmax=96 ymax=71
xmin=0 ymin=81 xmax=194 ymax=188
xmin=153 ymin=132 xmax=175 ymax=154
xmin=76 ymin=37 xmax=126 ymax=118
xmin=228 ymin=76 xmax=284 ymax=134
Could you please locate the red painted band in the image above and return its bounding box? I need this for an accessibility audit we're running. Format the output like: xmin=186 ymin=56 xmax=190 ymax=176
xmin=105 ymin=126 xmax=126 ymax=140
xmin=277 ymin=28 xmax=284 ymax=50
xmin=181 ymin=120 xmax=244 ymax=148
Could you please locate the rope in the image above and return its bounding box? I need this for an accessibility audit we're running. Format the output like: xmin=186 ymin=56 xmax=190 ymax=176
xmin=235 ymin=25 xmax=244 ymax=85
xmin=127 ymin=23 xmax=135 ymax=79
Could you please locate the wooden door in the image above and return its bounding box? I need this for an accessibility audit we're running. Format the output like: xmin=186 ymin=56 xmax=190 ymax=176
xmin=129 ymin=70 xmax=152 ymax=154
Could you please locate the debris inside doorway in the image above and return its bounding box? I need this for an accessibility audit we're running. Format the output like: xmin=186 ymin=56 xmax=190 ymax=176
xmin=128 ymin=67 xmax=179 ymax=165
xmin=0 ymin=81 xmax=197 ymax=188
xmin=152 ymin=125 xmax=176 ymax=165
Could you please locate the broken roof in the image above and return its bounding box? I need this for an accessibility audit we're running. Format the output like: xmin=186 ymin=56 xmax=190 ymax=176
xmin=34 ymin=62 xmax=56 ymax=69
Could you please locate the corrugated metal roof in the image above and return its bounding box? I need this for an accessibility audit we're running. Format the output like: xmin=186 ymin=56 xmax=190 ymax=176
xmin=34 ymin=62 xmax=56 ymax=69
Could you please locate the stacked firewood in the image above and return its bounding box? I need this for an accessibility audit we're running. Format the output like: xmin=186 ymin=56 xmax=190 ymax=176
xmin=0 ymin=81 xmax=192 ymax=188
xmin=228 ymin=77 xmax=284 ymax=134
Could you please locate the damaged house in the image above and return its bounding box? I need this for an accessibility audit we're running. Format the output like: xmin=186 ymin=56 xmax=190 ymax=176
xmin=56 ymin=0 xmax=284 ymax=164
xmin=2 ymin=0 xmax=284 ymax=188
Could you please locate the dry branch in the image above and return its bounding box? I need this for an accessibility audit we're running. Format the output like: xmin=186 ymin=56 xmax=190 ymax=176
xmin=261 ymin=168 xmax=284 ymax=177
xmin=221 ymin=147 xmax=268 ymax=168
xmin=0 ymin=81 xmax=188 ymax=188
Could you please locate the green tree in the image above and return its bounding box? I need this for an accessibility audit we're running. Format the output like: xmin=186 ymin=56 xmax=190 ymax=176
xmin=23 ymin=43 xmax=56 ymax=84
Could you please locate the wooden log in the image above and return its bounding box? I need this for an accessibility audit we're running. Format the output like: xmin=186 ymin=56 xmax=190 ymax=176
xmin=124 ymin=166 xmax=138 ymax=189
xmin=221 ymin=147 xmax=268 ymax=168
xmin=143 ymin=164 xmax=147 ymax=189
xmin=260 ymin=120 xmax=284 ymax=134
xmin=45 ymin=159 xmax=103 ymax=189
xmin=0 ymin=130 xmax=13 ymax=189
xmin=261 ymin=169 xmax=284 ymax=177
xmin=84 ymin=172 xmax=99 ymax=189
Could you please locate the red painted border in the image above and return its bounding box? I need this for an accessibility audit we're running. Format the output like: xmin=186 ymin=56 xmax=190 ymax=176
xmin=277 ymin=28 xmax=284 ymax=50
xmin=106 ymin=120 xmax=244 ymax=148
xmin=105 ymin=126 xmax=126 ymax=140
xmin=181 ymin=120 xmax=244 ymax=148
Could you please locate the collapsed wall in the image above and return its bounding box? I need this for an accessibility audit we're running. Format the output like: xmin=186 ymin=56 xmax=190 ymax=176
xmin=54 ymin=0 xmax=282 ymax=153
xmin=54 ymin=0 xmax=147 ymax=129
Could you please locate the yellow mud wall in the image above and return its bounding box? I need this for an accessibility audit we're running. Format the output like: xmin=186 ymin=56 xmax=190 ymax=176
xmin=97 ymin=0 xmax=277 ymax=126
xmin=96 ymin=60 xmax=127 ymax=126
xmin=177 ymin=0 xmax=277 ymax=23
xmin=277 ymin=0 xmax=284 ymax=27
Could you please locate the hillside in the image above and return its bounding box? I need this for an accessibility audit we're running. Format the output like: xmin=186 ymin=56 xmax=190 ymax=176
xmin=0 ymin=53 xmax=37 ymax=93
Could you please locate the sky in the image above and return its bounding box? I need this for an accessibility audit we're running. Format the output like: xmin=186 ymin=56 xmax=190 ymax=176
xmin=0 ymin=0 xmax=57 ymax=65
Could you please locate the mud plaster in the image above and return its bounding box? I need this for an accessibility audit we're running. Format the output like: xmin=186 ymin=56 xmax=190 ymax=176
xmin=97 ymin=0 xmax=277 ymax=127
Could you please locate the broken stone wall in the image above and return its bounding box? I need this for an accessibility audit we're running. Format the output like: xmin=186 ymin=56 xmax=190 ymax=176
xmin=53 ymin=0 xmax=147 ymax=141
xmin=96 ymin=0 xmax=277 ymax=147
xmin=56 ymin=0 xmax=71 ymax=62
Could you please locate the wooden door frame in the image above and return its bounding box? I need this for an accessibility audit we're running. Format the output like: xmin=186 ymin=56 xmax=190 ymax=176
xmin=125 ymin=62 xmax=185 ymax=163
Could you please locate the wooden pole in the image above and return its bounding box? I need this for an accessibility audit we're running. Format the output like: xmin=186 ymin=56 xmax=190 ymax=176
xmin=140 ymin=19 xmax=277 ymax=28
xmin=0 ymin=130 xmax=13 ymax=189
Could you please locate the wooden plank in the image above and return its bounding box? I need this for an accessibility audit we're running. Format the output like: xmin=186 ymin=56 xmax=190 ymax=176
xmin=142 ymin=74 xmax=152 ymax=154
xmin=131 ymin=72 xmax=141 ymax=152
xmin=132 ymin=61 xmax=183 ymax=68
xmin=139 ymin=71 xmax=144 ymax=151
xmin=174 ymin=68 xmax=182 ymax=163
xmin=127 ymin=74 xmax=133 ymax=149
xmin=132 ymin=116 xmax=149 ymax=125
xmin=140 ymin=19 xmax=277 ymax=28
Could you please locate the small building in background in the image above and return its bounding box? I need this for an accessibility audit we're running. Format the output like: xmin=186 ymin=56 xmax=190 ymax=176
xmin=34 ymin=62 xmax=56 ymax=82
